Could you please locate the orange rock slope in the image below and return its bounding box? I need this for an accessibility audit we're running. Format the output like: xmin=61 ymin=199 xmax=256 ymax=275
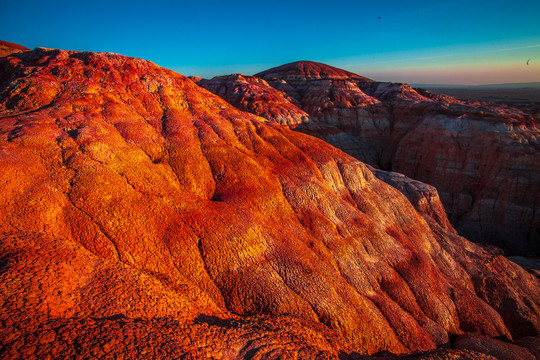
xmin=0 ymin=40 xmax=30 ymax=57
xmin=0 ymin=49 xmax=539 ymax=358
xmin=201 ymin=61 xmax=540 ymax=257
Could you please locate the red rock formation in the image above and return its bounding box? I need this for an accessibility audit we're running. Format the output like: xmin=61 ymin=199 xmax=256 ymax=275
xmin=256 ymin=60 xmax=373 ymax=82
xmin=386 ymin=104 xmax=539 ymax=256
xmin=0 ymin=49 xmax=539 ymax=358
xmin=199 ymin=61 xmax=539 ymax=257
xmin=371 ymin=168 xmax=455 ymax=233
xmin=204 ymin=61 xmax=391 ymax=165
xmin=0 ymin=40 xmax=30 ymax=57
xmin=196 ymin=74 xmax=309 ymax=126
xmin=360 ymin=80 xmax=540 ymax=257
xmin=508 ymin=256 xmax=540 ymax=278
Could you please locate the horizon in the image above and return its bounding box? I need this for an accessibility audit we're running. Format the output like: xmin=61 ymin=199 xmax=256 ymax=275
xmin=2 ymin=0 xmax=539 ymax=85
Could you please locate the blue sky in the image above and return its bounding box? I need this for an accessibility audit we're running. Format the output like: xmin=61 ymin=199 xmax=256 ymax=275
xmin=1 ymin=0 xmax=539 ymax=84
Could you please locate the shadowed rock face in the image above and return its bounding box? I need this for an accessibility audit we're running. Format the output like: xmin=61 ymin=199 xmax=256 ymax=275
xmin=0 ymin=49 xmax=539 ymax=358
xmin=200 ymin=61 xmax=540 ymax=257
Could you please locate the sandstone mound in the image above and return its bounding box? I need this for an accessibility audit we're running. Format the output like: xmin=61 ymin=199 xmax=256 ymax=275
xmin=256 ymin=60 xmax=373 ymax=81
xmin=0 ymin=49 xmax=539 ymax=358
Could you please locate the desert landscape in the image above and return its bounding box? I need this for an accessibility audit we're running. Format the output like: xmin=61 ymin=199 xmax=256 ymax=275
xmin=197 ymin=61 xmax=540 ymax=257
xmin=0 ymin=41 xmax=539 ymax=359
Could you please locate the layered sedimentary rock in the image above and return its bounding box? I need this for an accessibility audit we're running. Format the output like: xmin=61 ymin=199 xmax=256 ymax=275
xmin=196 ymin=74 xmax=309 ymax=126
xmin=202 ymin=61 xmax=539 ymax=257
xmin=371 ymin=168 xmax=455 ymax=233
xmin=0 ymin=49 xmax=539 ymax=358
xmin=359 ymin=80 xmax=540 ymax=257
xmin=258 ymin=61 xmax=392 ymax=167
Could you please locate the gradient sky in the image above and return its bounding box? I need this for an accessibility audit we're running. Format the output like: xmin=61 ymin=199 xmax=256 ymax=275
xmin=1 ymin=0 xmax=539 ymax=84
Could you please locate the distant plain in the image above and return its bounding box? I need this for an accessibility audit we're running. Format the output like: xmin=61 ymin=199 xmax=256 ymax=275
xmin=416 ymin=82 xmax=540 ymax=103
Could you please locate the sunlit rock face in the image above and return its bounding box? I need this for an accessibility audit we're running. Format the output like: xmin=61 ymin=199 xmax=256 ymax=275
xmin=0 ymin=49 xmax=539 ymax=359
xmin=201 ymin=61 xmax=540 ymax=257
xmin=0 ymin=40 xmax=30 ymax=57
xmin=371 ymin=168 xmax=455 ymax=233
xmin=196 ymin=74 xmax=309 ymax=126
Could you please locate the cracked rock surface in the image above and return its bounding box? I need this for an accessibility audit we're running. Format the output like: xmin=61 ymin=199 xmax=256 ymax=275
xmin=0 ymin=49 xmax=539 ymax=358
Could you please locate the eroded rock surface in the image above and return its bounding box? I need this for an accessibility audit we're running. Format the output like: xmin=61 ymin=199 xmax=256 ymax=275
xmin=0 ymin=49 xmax=539 ymax=358
xmin=371 ymin=168 xmax=455 ymax=233
xmin=196 ymin=74 xmax=309 ymax=126
xmin=201 ymin=61 xmax=540 ymax=257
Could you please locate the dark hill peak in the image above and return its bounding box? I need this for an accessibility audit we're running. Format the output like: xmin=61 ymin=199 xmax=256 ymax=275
xmin=255 ymin=60 xmax=373 ymax=82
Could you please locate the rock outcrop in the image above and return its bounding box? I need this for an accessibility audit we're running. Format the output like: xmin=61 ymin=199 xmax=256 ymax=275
xmin=257 ymin=61 xmax=390 ymax=167
xmin=0 ymin=40 xmax=30 ymax=57
xmin=371 ymin=168 xmax=455 ymax=233
xmin=196 ymin=74 xmax=309 ymax=126
xmin=200 ymin=61 xmax=539 ymax=257
xmin=0 ymin=49 xmax=539 ymax=358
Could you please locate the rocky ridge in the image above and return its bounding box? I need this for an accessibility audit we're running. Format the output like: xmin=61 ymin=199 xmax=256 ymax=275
xmin=195 ymin=74 xmax=309 ymax=126
xmin=0 ymin=49 xmax=539 ymax=358
xmin=0 ymin=40 xmax=30 ymax=57
xmin=199 ymin=61 xmax=540 ymax=257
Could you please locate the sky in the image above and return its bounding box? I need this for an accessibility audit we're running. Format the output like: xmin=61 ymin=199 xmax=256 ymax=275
xmin=1 ymin=0 xmax=539 ymax=84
